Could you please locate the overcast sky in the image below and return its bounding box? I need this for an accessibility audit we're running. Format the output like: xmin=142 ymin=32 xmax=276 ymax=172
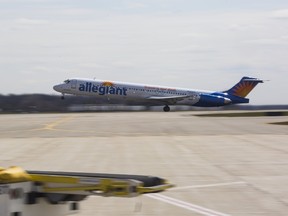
xmin=1 ymin=0 xmax=288 ymax=104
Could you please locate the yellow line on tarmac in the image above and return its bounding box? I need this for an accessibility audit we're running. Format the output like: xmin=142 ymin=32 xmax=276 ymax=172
xmin=43 ymin=116 xmax=75 ymax=130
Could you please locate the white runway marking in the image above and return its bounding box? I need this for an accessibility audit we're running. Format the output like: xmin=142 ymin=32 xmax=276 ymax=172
xmin=146 ymin=182 xmax=246 ymax=215
xmin=147 ymin=193 xmax=230 ymax=216
xmin=170 ymin=181 xmax=247 ymax=191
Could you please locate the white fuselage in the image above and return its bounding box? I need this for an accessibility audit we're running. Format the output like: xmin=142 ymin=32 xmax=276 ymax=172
xmin=53 ymin=78 xmax=210 ymax=106
xmin=53 ymin=76 xmax=262 ymax=111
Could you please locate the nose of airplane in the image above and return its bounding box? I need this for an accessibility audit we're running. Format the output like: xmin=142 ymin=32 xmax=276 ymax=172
xmin=53 ymin=84 xmax=62 ymax=92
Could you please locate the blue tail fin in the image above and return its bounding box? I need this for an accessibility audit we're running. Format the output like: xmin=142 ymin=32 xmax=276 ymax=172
xmin=225 ymin=77 xmax=263 ymax=98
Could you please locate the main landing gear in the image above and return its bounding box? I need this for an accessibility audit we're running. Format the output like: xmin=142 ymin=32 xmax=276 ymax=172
xmin=163 ymin=105 xmax=170 ymax=112
xmin=61 ymin=94 xmax=65 ymax=100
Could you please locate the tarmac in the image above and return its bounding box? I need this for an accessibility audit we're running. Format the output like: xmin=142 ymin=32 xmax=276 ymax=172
xmin=0 ymin=111 xmax=288 ymax=216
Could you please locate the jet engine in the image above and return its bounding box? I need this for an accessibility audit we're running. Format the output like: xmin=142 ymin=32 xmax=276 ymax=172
xmin=197 ymin=94 xmax=231 ymax=107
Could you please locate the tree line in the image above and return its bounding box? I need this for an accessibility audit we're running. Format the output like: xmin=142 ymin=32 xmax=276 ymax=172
xmin=1 ymin=94 xmax=287 ymax=113
xmin=0 ymin=94 xmax=114 ymax=113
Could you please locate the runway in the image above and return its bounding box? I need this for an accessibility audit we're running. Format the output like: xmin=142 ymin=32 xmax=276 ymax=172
xmin=0 ymin=112 xmax=288 ymax=215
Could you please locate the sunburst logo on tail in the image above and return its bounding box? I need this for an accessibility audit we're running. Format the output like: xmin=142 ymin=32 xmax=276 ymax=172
xmin=232 ymin=81 xmax=258 ymax=98
xmin=225 ymin=77 xmax=263 ymax=98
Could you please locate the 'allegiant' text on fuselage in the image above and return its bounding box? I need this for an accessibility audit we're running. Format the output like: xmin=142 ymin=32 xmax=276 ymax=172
xmin=79 ymin=82 xmax=128 ymax=96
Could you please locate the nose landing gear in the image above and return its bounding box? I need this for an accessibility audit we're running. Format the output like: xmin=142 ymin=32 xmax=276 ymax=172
xmin=61 ymin=94 xmax=65 ymax=100
xmin=163 ymin=105 xmax=170 ymax=112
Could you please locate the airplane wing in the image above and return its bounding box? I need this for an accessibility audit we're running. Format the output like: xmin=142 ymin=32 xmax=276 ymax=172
xmin=147 ymin=95 xmax=190 ymax=104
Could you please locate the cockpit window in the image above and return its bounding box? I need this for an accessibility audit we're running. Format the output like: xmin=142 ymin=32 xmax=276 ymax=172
xmin=64 ymin=79 xmax=70 ymax=84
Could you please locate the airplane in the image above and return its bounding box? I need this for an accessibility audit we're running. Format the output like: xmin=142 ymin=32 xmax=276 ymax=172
xmin=53 ymin=76 xmax=263 ymax=112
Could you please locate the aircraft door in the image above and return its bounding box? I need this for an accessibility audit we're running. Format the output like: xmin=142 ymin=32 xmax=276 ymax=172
xmin=70 ymin=80 xmax=77 ymax=89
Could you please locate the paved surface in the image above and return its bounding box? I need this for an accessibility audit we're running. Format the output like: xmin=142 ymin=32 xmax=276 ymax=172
xmin=0 ymin=112 xmax=288 ymax=216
